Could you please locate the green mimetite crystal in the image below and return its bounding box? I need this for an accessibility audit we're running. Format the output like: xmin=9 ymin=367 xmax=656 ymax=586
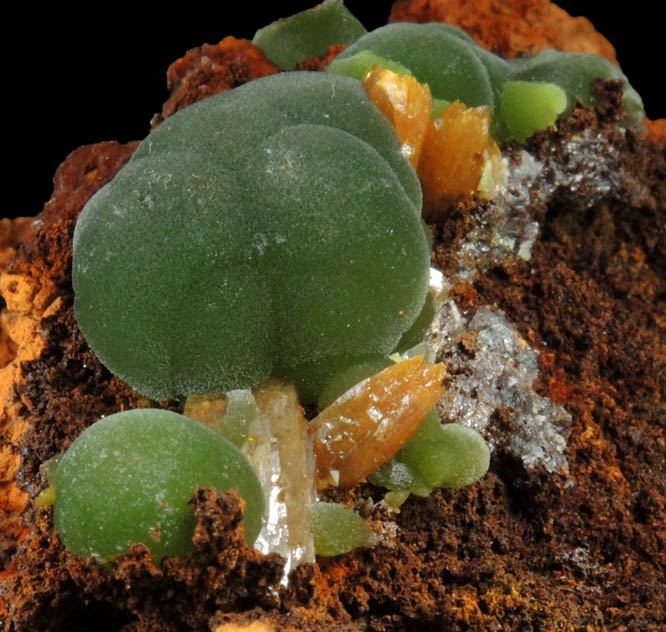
xmin=369 ymin=411 xmax=490 ymax=501
xmin=399 ymin=414 xmax=490 ymax=489
xmin=253 ymin=0 xmax=366 ymax=70
xmin=332 ymin=23 xmax=497 ymax=112
xmin=509 ymin=49 xmax=644 ymax=124
xmin=311 ymin=501 xmax=375 ymax=557
xmin=73 ymin=72 xmax=429 ymax=402
xmin=499 ymin=81 xmax=567 ymax=143
xmin=326 ymin=50 xmax=413 ymax=80
xmin=53 ymin=409 xmax=264 ymax=563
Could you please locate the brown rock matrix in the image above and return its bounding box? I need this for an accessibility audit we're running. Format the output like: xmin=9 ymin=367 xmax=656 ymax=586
xmin=154 ymin=37 xmax=279 ymax=127
xmin=1 ymin=1 xmax=665 ymax=630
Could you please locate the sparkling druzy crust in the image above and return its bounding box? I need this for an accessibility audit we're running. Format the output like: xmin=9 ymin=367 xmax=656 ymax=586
xmin=73 ymin=72 xmax=430 ymax=401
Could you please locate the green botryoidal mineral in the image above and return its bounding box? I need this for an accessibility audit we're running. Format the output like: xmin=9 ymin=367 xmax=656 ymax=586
xmin=369 ymin=410 xmax=490 ymax=505
xmin=499 ymin=81 xmax=568 ymax=143
xmin=253 ymin=0 xmax=366 ymax=70
xmin=311 ymin=502 xmax=377 ymax=556
xmin=331 ymin=23 xmax=497 ymax=113
xmin=50 ymin=409 xmax=264 ymax=563
xmin=73 ymin=71 xmax=430 ymax=403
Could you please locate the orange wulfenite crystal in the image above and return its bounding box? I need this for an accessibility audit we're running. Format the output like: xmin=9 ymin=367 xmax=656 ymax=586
xmin=418 ymin=101 xmax=497 ymax=215
xmin=362 ymin=66 xmax=432 ymax=167
xmin=362 ymin=69 xmax=502 ymax=219
xmin=309 ymin=356 xmax=446 ymax=489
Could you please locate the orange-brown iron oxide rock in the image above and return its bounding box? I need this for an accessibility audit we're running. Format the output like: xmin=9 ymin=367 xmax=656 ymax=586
xmin=155 ymin=36 xmax=279 ymax=126
xmin=214 ymin=623 xmax=274 ymax=632
xmin=645 ymin=117 xmax=666 ymax=144
xmin=0 ymin=141 xmax=138 ymax=620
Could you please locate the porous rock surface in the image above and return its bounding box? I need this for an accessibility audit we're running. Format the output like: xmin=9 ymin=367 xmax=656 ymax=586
xmin=1 ymin=1 xmax=665 ymax=630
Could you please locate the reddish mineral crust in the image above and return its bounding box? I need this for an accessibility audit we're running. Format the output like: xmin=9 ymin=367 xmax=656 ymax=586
xmin=154 ymin=36 xmax=280 ymax=126
xmin=1 ymin=1 xmax=665 ymax=630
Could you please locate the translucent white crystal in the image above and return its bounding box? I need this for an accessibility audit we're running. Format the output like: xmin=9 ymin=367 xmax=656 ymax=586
xmin=242 ymin=381 xmax=317 ymax=583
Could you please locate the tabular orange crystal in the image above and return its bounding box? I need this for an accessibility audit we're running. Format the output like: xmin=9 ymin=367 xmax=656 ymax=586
xmin=362 ymin=68 xmax=502 ymax=220
xmin=418 ymin=100 xmax=498 ymax=217
xmin=309 ymin=355 xmax=446 ymax=489
xmin=362 ymin=66 xmax=432 ymax=167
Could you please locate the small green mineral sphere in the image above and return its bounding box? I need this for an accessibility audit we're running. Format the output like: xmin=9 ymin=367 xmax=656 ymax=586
xmin=498 ymin=81 xmax=567 ymax=143
xmin=369 ymin=411 xmax=491 ymax=499
xmin=399 ymin=418 xmax=490 ymax=489
xmin=311 ymin=501 xmax=375 ymax=556
xmin=335 ymin=23 xmax=496 ymax=111
xmin=53 ymin=409 xmax=264 ymax=564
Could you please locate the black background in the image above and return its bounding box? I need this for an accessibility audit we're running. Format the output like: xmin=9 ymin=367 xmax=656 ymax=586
xmin=9 ymin=2 xmax=655 ymax=219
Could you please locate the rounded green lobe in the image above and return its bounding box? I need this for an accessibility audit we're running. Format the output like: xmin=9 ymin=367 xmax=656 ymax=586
xmin=73 ymin=72 xmax=429 ymax=401
xmin=500 ymin=81 xmax=568 ymax=143
xmin=369 ymin=412 xmax=490 ymax=497
xmin=252 ymin=0 xmax=367 ymax=70
xmin=509 ymin=49 xmax=644 ymax=124
xmin=336 ymin=23 xmax=495 ymax=111
xmin=54 ymin=409 xmax=264 ymax=563
xmin=400 ymin=422 xmax=490 ymax=489
xmin=311 ymin=501 xmax=374 ymax=556
xmin=327 ymin=50 xmax=414 ymax=80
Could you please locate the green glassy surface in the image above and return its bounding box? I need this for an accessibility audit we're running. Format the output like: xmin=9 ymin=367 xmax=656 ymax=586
xmin=499 ymin=81 xmax=568 ymax=143
xmin=54 ymin=410 xmax=264 ymax=563
xmin=253 ymin=0 xmax=366 ymax=70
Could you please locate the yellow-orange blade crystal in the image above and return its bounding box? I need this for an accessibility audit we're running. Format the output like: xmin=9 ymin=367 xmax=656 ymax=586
xmin=362 ymin=66 xmax=432 ymax=168
xmin=418 ymin=101 xmax=497 ymax=216
xmin=310 ymin=355 xmax=446 ymax=489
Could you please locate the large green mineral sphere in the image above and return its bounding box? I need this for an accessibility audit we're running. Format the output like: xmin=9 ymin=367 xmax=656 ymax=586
xmin=72 ymin=71 xmax=430 ymax=402
xmin=53 ymin=409 xmax=265 ymax=563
